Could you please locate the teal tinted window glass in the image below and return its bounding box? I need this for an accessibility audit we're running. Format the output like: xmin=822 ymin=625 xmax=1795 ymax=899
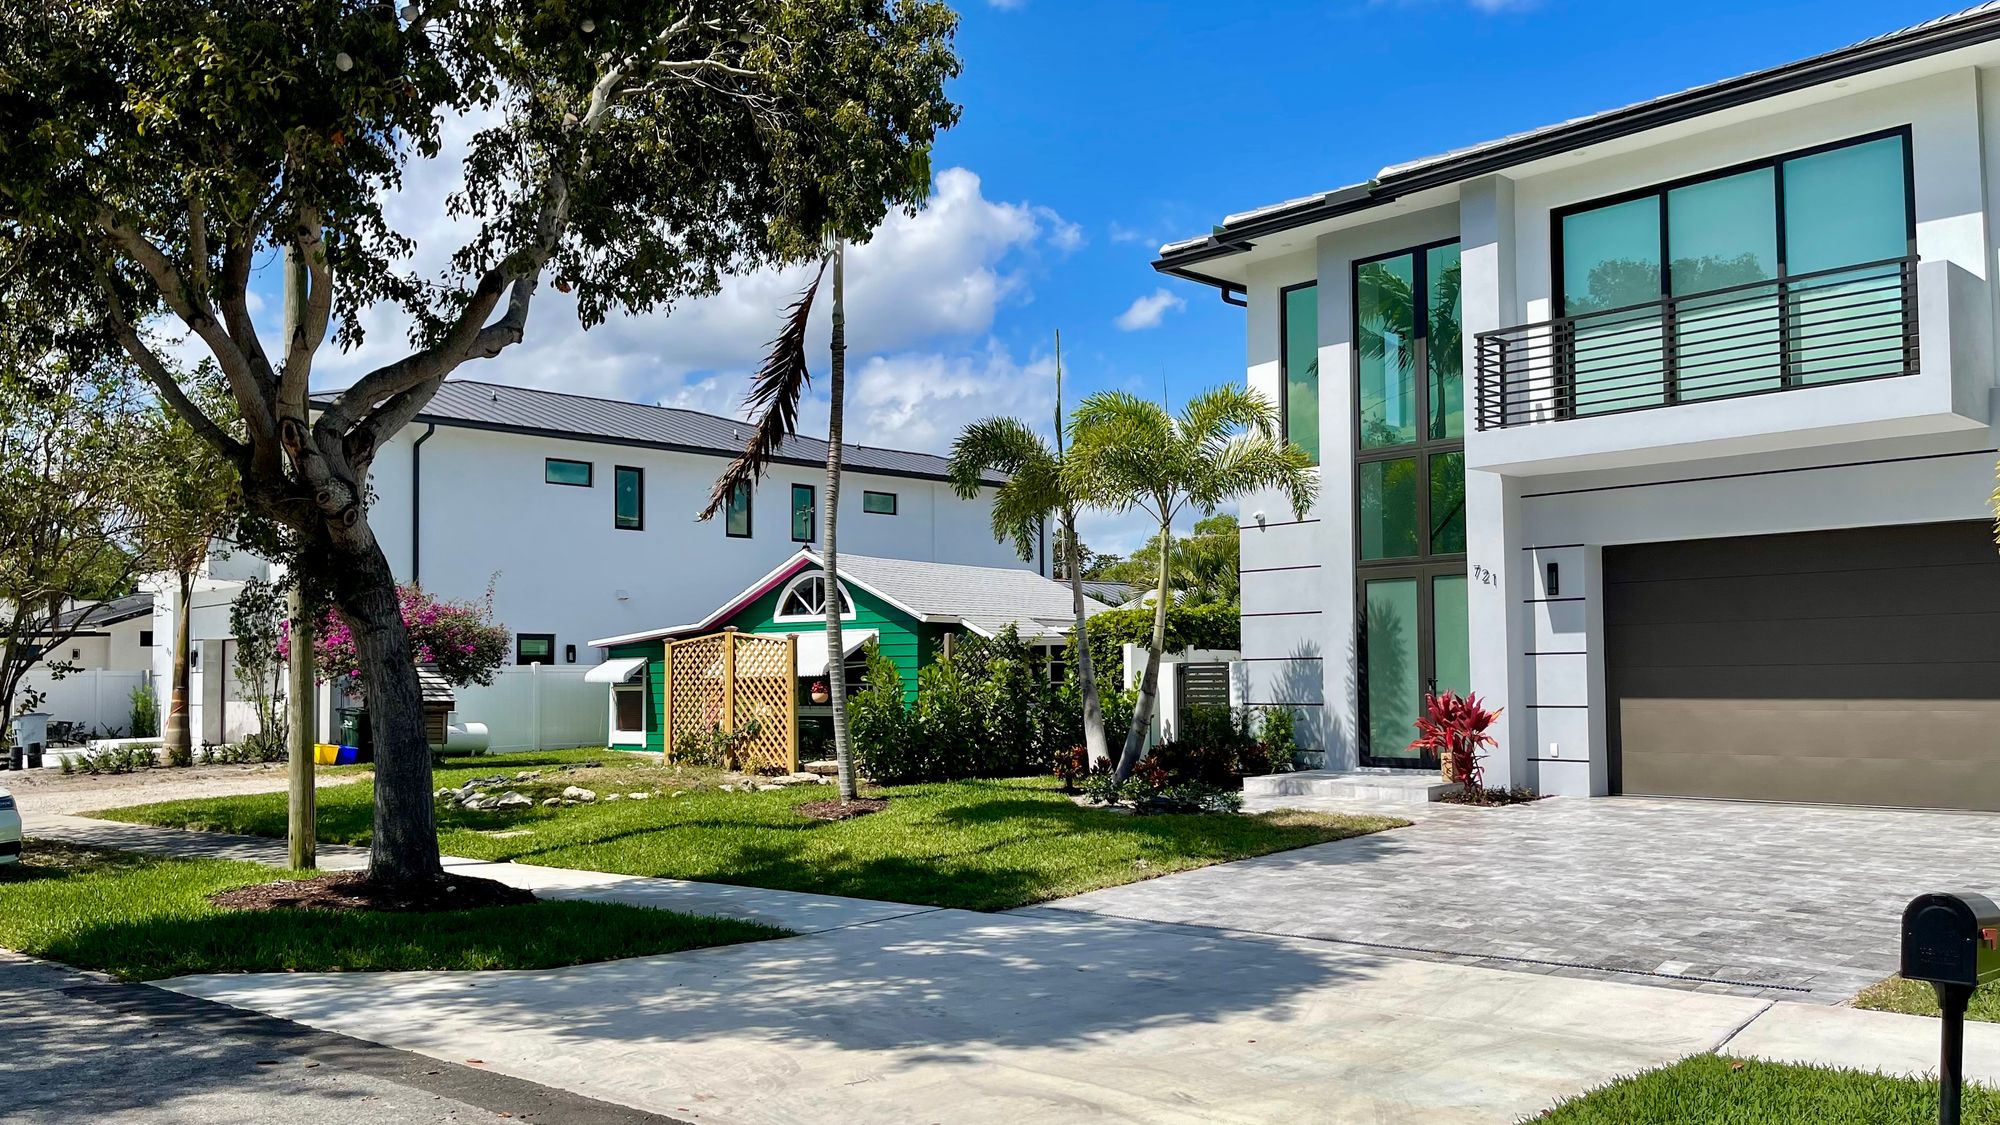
xmin=1783 ymin=136 xmax=1909 ymax=275
xmin=1282 ymin=284 xmax=1320 ymax=464
xmin=791 ymin=484 xmax=815 ymax=542
xmin=1432 ymin=574 xmax=1470 ymax=697
xmin=1562 ymin=197 xmax=1661 ymax=314
xmin=614 ymin=466 xmax=642 ymax=530
xmin=1668 ymin=169 xmax=1776 ymax=294
xmin=1359 ymin=458 xmax=1419 ymax=560
xmin=1357 ymin=254 xmax=1418 ymax=448
xmin=1364 ymin=577 xmax=1421 ymax=759
xmin=1425 ymin=243 xmax=1463 ymax=440
xmin=545 ymin=458 xmax=592 ymax=487
xmin=862 ymin=491 xmax=897 ymax=515
xmin=1429 ymin=451 xmax=1466 ymax=554
xmin=725 ymin=481 xmax=752 ymax=538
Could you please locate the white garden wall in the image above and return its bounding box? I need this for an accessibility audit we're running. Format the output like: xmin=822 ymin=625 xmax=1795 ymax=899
xmin=450 ymin=664 xmax=607 ymax=752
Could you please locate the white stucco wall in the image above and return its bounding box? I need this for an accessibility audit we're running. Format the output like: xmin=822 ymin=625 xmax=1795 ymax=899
xmin=362 ymin=423 xmax=1033 ymax=662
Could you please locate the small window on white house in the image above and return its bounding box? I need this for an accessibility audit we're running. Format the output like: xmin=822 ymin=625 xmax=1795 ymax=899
xmin=774 ymin=574 xmax=855 ymax=622
xmin=139 ymin=630 xmax=154 ymax=647
xmin=862 ymin=490 xmax=897 ymax=515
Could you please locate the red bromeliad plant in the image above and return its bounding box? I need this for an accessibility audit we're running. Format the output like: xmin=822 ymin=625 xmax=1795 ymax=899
xmin=1410 ymin=691 xmax=1503 ymax=790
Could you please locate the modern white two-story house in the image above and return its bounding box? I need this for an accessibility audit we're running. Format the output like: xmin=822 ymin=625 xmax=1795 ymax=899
xmin=1157 ymin=5 xmax=2000 ymax=811
xmin=322 ymin=379 xmax=1030 ymax=667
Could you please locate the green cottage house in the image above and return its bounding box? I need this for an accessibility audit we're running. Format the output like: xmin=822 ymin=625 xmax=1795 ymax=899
xmin=587 ymin=550 xmax=1111 ymax=758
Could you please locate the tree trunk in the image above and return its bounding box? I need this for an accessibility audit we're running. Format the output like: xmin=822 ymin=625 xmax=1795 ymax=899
xmin=1064 ymin=510 xmax=1110 ymax=766
xmin=824 ymin=243 xmax=858 ymax=803
xmin=1113 ymin=524 xmax=1174 ymax=783
xmin=325 ymin=536 xmax=441 ymax=886
xmin=163 ymin=568 xmax=194 ymax=755
xmin=287 ymin=583 xmax=316 ymax=870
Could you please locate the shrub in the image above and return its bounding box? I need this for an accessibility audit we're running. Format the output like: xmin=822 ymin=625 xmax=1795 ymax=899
xmin=1081 ymin=601 xmax=1240 ymax=683
xmin=1409 ymin=691 xmax=1503 ymax=790
xmin=296 ymin=582 xmax=510 ymax=688
xmin=71 ymin=744 xmax=159 ymax=774
xmin=128 ymin=684 xmax=159 ymax=739
xmin=1259 ymin=706 xmax=1300 ymax=772
xmin=164 ymin=741 xmax=193 ymax=768
xmin=672 ymin=719 xmax=762 ymax=770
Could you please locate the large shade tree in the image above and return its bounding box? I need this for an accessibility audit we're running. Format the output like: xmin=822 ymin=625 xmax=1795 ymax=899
xmin=1066 ymin=387 xmax=1316 ymax=783
xmin=1 ymin=0 xmax=960 ymax=884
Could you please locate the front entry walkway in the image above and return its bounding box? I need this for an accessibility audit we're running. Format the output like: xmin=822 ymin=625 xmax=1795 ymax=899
xmin=1042 ymin=796 xmax=2000 ymax=1001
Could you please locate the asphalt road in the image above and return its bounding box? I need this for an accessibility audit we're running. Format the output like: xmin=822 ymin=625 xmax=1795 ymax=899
xmin=0 ymin=952 xmax=687 ymax=1125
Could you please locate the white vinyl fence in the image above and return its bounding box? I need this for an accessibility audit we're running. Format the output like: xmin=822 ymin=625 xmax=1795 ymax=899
xmin=450 ymin=664 xmax=607 ymax=752
xmin=18 ymin=669 xmax=153 ymax=739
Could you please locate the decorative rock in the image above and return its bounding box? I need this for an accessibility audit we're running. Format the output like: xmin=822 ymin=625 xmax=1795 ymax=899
xmin=756 ymin=783 xmax=784 ymax=791
xmin=718 ymin=785 xmax=734 ymax=793
xmin=561 ymin=785 xmax=598 ymax=802
xmin=541 ymin=797 xmax=562 ymax=807
xmin=803 ymin=760 xmax=838 ymax=776
xmin=628 ymin=792 xmax=651 ymax=800
xmin=603 ymin=793 xmax=622 ymax=802
xmin=515 ymin=770 xmax=542 ymax=781
xmin=771 ymin=773 xmax=820 ymax=786
xmin=492 ymin=792 xmax=533 ymax=810
xmin=434 ymin=788 xmax=455 ymax=800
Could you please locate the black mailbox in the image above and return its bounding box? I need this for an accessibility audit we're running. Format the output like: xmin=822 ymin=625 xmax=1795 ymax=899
xmin=1903 ymin=892 xmax=2000 ymax=989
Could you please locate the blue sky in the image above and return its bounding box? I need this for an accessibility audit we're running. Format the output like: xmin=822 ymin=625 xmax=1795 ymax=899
xmin=294 ymin=0 xmax=1959 ymax=554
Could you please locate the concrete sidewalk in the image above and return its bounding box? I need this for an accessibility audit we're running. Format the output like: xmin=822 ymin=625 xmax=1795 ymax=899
xmin=31 ymin=812 xmax=2000 ymax=1123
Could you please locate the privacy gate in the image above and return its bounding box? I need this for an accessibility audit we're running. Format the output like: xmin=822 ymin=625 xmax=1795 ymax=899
xmin=662 ymin=629 xmax=798 ymax=774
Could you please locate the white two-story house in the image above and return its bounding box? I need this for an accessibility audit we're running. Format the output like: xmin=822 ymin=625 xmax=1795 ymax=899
xmin=318 ymin=379 xmax=1031 ymax=668
xmin=1157 ymin=5 xmax=2000 ymax=811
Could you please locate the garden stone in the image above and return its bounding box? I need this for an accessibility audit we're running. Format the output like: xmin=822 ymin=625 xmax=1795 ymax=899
xmin=492 ymin=792 xmax=532 ymax=810
xmin=541 ymin=797 xmax=562 ymax=807
xmin=561 ymin=786 xmax=598 ymax=802
xmin=628 ymin=792 xmax=651 ymax=800
xmin=603 ymin=793 xmax=622 ymax=802
xmin=757 ymin=784 xmax=784 ymax=791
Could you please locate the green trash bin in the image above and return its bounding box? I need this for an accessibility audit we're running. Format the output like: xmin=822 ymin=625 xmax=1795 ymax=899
xmin=338 ymin=709 xmax=374 ymax=764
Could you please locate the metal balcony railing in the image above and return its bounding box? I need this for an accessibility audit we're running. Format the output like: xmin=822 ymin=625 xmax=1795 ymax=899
xmin=1473 ymin=255 xmax=1920 ymax=430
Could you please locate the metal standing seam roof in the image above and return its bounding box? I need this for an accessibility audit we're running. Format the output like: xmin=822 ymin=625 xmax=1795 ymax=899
xmin=313 ymin=379 xmax=994 ymax=484
xmin=1156 ymin=3 xmax=2000 ymax=276
xmin=35 ymin=593 xmax=154 ymax=635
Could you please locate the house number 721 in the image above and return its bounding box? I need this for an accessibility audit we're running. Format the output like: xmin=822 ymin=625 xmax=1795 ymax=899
xmin=1471 ymin=565 xmax=1499 ymax=588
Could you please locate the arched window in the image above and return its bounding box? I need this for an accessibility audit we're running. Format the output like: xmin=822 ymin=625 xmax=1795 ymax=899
xmin=774 ymin=574 xmax=855 ymax=622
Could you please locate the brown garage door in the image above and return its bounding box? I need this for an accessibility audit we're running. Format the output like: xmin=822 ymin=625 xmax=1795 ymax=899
xmin=1606 ymin=521 xmax=2000 ymax=810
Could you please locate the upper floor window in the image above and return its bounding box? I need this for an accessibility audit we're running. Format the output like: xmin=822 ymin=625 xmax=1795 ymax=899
xmin=1280 ymin=282 xmax=1319 ymax=465
xmin=862 ymin=490 xmax=897 ymax=515
xmin=775 ymin=574 xmax=854 ymax=622
xmin=725 ymin=480 xmax=753 ymax=538
xmin=517 ymin=633 xmax=555 ymax=665
xmin=545 ymin=458 xmax=592 ymax=487
xmin=791 ymin=483 xmax=816 ymax=542
xmin=1357 ymin=240 xmax=1462 ymax=451
xmin=614 ymin=466 xmax=643 ymax=530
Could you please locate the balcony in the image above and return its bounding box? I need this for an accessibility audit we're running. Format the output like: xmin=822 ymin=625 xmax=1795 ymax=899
xmin=1466 ymin=256 xmax=1991 ymax=474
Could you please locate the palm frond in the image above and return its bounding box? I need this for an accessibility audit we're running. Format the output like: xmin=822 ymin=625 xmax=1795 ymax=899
xmin=699 ymin=258 xmax=829 ymax=521
xmin=949 ymin=416 xmax=1062 ymax=561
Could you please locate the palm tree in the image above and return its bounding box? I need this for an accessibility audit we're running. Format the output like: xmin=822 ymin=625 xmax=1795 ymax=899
xmin=946 ymin=331 xmax=1110 ymax=766
xmin=1066 ymin=386 xmax=1316 ymax=782
xmin=702 ymin=243 xmax=862 ymax=802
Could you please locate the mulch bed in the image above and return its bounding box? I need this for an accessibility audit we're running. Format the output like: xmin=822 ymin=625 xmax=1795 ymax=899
xmin=1438 ymin=785 xmax=1543 ymax=807
xmin=795 ymin=797 xmax=887 ymax=821
xmin=210 ymin=871 xmax=537 ymax=913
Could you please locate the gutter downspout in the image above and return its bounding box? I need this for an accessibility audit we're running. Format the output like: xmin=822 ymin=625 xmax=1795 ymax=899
xmin=412 ymin=423 xmax=436 ymax=584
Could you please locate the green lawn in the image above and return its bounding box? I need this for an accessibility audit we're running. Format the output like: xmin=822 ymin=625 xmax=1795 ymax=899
xmin=93 ymin=751 xmax=1407 ymax=911
xmin=1855 ymin=975 xmax=2000 ymax=1022
xmin=1529 ymin=1054 xmax=2000 ymax=1123
xmin=0 ymin=840 xmax=786 ymax=981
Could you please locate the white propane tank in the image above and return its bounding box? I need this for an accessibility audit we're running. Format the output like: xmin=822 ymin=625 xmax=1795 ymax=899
xmin=446 ymin=720 xmax=491 ymax=753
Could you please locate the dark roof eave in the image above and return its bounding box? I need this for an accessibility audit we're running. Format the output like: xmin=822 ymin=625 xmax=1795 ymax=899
xmin=1154 ymin=6 xmax=2000 ymax=286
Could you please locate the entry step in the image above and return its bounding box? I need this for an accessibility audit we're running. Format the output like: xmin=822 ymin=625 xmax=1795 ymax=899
xmin=1243 ymin=770 xmax=1462 ymax=806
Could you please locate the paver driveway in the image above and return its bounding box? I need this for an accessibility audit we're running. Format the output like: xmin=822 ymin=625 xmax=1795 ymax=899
xmin=1040 ymin=796 xmax=2000 ymax=1001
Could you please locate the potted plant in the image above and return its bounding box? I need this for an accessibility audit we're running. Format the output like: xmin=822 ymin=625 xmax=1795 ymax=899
xmin=1410 ymin=690 xmax=1502 ymax=791
xmin=809 ymin=679 xmax=830 ymax=705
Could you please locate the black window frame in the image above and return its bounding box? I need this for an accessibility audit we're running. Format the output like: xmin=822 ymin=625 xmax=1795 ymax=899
xmin=516 ymin=633 xmax=556 ymax=666
xmin=791 ymin=483 xmax=816 ymax=543
xmin=725 ymin=479 xmax=754 ymax=539
xmin=1278 ymin=279 xmax=1320 ymax=465
xmin=1352 ymin=236 xmax=1467 ymax=769
xmin=1552 ymin=126 xmax=1916 ymax=319
xmin=139 ymin=629 xmax=154 ymax=647
xmin=613 ymin=465 xmax=644 ymax=531
xmin=545 ymin=458 xmax=593 ymax=487
xmin=862 ymin=490 xmax=898 ymax=516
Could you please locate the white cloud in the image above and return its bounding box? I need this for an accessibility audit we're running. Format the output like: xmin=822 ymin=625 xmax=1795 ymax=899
xmin=1113 ymin=288 xmax=1187 ymax=332
xmin=1107 ymin=222 xmax=1152 ymax=245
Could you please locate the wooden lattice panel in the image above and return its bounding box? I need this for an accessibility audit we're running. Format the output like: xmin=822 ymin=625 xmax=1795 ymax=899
xmin=662 ymin=630 xmax=796 ymax=774
xmin=731 ymin=634 xmax=796 ymax=774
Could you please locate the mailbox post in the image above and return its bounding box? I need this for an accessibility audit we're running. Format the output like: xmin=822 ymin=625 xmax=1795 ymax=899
xmin=1902 ymin=892 xmax=2000 ymax=1125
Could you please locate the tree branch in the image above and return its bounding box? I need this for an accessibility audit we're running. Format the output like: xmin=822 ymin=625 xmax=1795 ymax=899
xmin=99 ymin=279 xmax=247 ymax=467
